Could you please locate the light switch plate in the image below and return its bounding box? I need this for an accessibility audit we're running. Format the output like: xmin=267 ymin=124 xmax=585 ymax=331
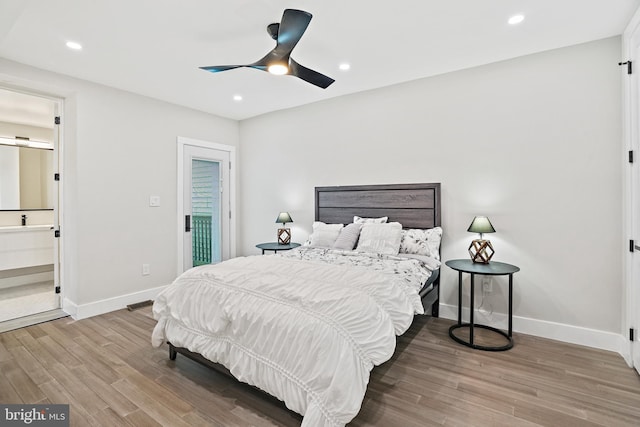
xmin=149 ymin=196 xmax=160 ymax=207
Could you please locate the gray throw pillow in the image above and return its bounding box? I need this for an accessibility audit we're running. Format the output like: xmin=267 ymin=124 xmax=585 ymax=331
xmin=332 ymin=223 xmax=362 ymax=250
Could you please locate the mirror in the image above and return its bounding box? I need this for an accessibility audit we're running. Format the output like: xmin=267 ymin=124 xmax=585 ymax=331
xmin=0 ymin=144 xmax=54 ymax=210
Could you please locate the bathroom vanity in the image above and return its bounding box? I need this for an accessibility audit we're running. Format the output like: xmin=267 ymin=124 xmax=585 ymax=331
xmin=0 ymin=224 xmax=54 ymax=271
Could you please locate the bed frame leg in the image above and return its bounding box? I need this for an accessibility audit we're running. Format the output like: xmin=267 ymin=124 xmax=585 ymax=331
xmin=169 ymin=343 xmax=177 ymax=360
xmin=432 ymin=278 xmax=440 ymax=318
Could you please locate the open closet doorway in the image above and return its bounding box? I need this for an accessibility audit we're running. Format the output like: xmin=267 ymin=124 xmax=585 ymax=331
xmin=0 ymin=86 xmax=66 ymax=332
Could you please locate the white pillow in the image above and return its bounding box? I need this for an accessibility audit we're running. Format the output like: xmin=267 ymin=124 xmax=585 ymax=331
xmin=309 ymin=222 xmax=344 ymax=248
xmin=332 ymin=223 xmax=362 ymax=250
xmin=399 ymin=227 xmax=443 ymax=260
xmin=354 ymin=215 xmax=388 ymax=224
xmin=356 ymin=222 xmax=402 ymax=255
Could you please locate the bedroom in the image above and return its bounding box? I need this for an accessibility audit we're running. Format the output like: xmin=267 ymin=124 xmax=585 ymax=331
xmin=0 ymin=0 xmax=639 ymax=426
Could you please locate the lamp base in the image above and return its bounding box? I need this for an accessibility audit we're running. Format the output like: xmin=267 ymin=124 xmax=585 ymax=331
xmin=468 ymin=239 xmax=494 ymax=263
xmin=277 ymin=228 xmax=291 ymax=245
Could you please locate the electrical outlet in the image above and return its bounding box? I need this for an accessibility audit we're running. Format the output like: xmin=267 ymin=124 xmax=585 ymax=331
xmin=142 ymin=264 xmax=150 ymax=276
xmin=482 ymin=276 xmax=492 ymax=293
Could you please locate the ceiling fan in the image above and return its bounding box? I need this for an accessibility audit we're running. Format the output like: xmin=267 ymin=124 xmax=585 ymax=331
xmin=200 ymin=9 xmax=335 ymax=89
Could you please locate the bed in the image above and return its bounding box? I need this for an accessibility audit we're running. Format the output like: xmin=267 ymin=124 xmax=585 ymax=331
xmin=151 ymin=182 xmax=441 ymax=427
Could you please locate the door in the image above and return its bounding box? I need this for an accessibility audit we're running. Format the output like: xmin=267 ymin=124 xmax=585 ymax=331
xmin=177 ymin=138 xmax=234 ymax=273
xmin=626 ymin=19 xmax=640 ymax=374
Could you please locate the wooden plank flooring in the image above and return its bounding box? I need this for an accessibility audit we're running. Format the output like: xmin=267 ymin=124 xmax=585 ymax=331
xmin=0 ymin=308 xmax=639 ymax=426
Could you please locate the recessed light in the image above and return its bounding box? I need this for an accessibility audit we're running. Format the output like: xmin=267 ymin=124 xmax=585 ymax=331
xmin=66 ymin=41 xmax=82 ymax=50
xmin=339 ymin=63 xmax=350 ymax=71
xmin=508 ymin=14 xmax=525 ymax=25
xmin=233 ymin=95 xmax=243 ymax=101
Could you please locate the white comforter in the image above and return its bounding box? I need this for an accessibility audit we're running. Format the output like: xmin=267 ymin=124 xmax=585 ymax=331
xmin=151 ymin=249 xmax=433 ymax=426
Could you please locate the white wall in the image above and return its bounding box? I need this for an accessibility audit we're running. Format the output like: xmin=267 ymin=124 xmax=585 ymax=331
xmin=0 ymin=58 xmax=240 ymax=316
xmin=239 ymin=37 xmax=623 ymax=341
xmin=0 ymin=144 xmax=20 ymax=209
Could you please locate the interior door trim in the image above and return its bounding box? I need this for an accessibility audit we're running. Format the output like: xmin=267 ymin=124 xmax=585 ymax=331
xmin=623 ymin=9 xmax=640 ymax=372
xmin=176 ymin=136 xmax=236 ymax=275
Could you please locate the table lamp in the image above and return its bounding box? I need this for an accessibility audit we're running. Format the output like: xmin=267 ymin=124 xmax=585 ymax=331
xmin=276 ymin=212 xmax=293 ymax=245
xmin=467 ymin=216 xmax=495 ymax=263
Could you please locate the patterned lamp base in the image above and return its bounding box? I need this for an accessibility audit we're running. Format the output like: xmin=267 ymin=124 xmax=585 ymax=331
xmin=468 ymin=239 xmax=494 ymax=263
xmin=277 ymin=228 xmax=291 ymax=245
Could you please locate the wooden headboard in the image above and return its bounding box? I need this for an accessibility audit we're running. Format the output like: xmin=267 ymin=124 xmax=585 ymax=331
xmin=315 ymin=183 xmax=441 ymax=229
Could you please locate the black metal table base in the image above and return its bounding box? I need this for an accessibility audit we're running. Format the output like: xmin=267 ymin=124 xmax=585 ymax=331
xmin=444 ymin=259 xmax=520 ymax=352
xmin=448 ymin=323 xmax=513 ymax=351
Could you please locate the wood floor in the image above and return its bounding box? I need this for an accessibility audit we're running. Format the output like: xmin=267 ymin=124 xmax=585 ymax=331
xmin=1 ymin=308 xmax=639 ymax=427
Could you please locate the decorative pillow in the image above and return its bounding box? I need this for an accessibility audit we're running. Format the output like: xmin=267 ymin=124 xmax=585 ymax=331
xmin=355 ymin=222 xmax=402 ymax=255
xmin=332 ymin=223 xmax=362 ymax=250
xmin=399 ymin=227 xmax=443 ymax=260
xmin=353 ymin=215 xmax=388 ymax=224
xmin=309 ymin=222 xmax=344 ymax=248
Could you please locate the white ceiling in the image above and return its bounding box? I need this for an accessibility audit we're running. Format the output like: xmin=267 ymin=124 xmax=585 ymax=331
xmin=0 ymin=0 xmax=638 ymax=121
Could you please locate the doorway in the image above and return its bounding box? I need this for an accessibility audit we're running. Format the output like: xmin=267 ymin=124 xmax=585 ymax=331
xmin=177 ymin=137 xmax=235 ymax=274
xmin=0 ymin=86 xmax=65 ymax=332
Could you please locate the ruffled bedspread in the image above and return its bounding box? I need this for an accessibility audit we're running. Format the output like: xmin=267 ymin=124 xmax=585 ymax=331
xmin=151 ymin=249 xmax=433 ymax=426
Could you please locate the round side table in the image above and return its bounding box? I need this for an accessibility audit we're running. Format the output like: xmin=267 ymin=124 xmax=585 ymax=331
xmin=445 ymin=259 xmax=520 ymax=351
xmin=256 ymin=242 xmax=301 ymax=254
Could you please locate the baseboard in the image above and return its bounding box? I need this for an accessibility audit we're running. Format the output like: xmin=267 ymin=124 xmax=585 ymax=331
xmin=619 ymin=340 xmax=633 ymax=367
xmin=439 ymin=303 xmax=626 ymax=355
xmin=63 ymin=285 xmax=168 ymax=320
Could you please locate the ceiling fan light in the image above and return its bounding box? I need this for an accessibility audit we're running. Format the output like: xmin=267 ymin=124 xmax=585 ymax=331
xmin=268 ymin=63 xmax=289 ymax=75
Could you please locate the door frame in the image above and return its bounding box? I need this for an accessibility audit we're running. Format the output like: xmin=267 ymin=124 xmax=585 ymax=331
xmin=176 ymin=136 xmax=236 ymax=274
xmin=623 ymin=8 xmax=640 ymax=372
xmin=0 ymin=83 xmax=64 ymax=312
xmin=52 ymin=96 xmax=63 ymax=308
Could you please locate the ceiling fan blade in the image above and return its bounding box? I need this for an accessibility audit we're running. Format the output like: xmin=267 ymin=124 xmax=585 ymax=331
xmin=250 ymin=47 xmax=280 ymax=69
xmin=199 ymin=65 xmax=244 ymax=73
xmin=289 ymin=59 xmax=334 ymax=89
xmin=247 ymin=64 xmax=268 ymax=72
xmin=273 ymin=9 xmax=312 ymax=56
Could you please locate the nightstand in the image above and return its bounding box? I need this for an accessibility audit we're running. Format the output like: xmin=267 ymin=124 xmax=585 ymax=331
xmin=445 ymin=259 xmax=520 ymax=351
xmin=256 ymin=242 xmax=301 ymax=255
